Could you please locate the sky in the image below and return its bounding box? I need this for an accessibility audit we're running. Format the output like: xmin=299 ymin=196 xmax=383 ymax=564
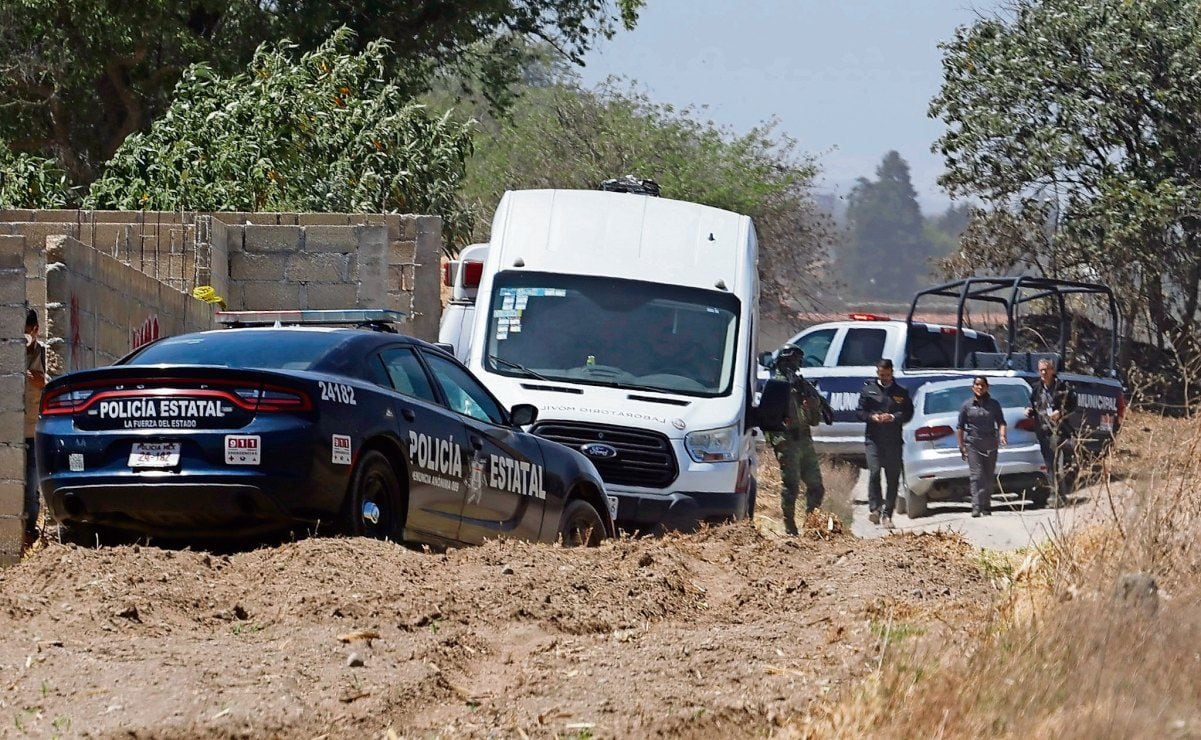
xmin=579 ymin=0 xmax=1002 ymax=215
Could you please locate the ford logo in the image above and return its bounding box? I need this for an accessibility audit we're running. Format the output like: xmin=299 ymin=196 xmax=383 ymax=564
xmin=580 ymin=443 xmax=618 ymax=460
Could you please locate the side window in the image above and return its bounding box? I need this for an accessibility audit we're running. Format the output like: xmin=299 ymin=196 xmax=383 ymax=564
xmin=423 ymin=352 xmax=507 ymax=425
xmin=794 ymin=329 xmax=836 ymax=367
xmin=837 ymin=328 xmax=887 ymax=366
xmin=376 ymin=348 xmax=438 ymax=403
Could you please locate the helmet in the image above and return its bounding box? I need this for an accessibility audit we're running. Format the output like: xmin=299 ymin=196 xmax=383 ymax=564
xmin=776 ymin=343 xmax=804 ymax=366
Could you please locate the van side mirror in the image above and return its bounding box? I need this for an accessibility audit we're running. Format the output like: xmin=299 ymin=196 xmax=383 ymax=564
xmin=510 ymin=403 xmax=538 ymax=427
xmin=758 ymin=350 xmax=775 ymax=369
xmin=434 ymin=342 xmax=455 ymax=355
xmin=752 ymin=378 xmax=790 ymax=432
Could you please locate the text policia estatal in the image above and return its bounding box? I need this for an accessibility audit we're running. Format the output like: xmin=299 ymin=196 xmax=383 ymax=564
xmin=408 ymin=431 xmax=545 ymax=500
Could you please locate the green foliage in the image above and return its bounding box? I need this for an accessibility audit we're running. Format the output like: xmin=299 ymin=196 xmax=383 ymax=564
xmin=460 ymin=78 xmax=833 ymax=312
xmin=0 ymin=142 xmax=73 ymax=208
xmin=931 ymin=0 xmax=1201 ymax=344
xmin=87 ymin=30 xmax=474 ymax=241
xmin=0 ymin=0 xmax=642 ymax=187
xmin=840 ymin=152 xmax=936 ymax=300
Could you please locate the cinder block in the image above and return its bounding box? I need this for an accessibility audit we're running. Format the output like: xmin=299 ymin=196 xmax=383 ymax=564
xmin=244 ymin=225 xmax=301 ymax=253
xmin=390 ymin=240 xmax=417 ymax=265
xmin=305 ymin=282 xmax=360 ymax=309
xmin=0 ymin=273 xmax=23 ymax=306
xmin=285 ymin=253 xmax=348 ymax=283
xmin=0 ymin=235 xmax=25 ymax=270
xmin=0 ymin=305 xmax=24 ymax=339
xmin=0 ymin=443 xmax=25 ymax=477
xmin=0 ymin=209 xmax=35 ymax=221
xmin=0 ymin=409 xmax=23 ymax=445
xmin=32 ymin=210 xmax=78 ymax=223
xmin=415 ymin=216 xmax=442 ymax=237
xmin=303 ymin=226 xmax=360 ymax=254
xmin=0 ymin=340 xmax=24 ymax=370
xmin=0 ymin=517 xmax=22 ymax=565
xmin=229 ymin=252 xmax=288 ymax=281
xmin=237 ymin=281 xmax=302 ymax=311
xmin=298 ymin=214 xmax=352 ymax=226
xmin=387 ymin=264 xmax=407 ymax=291
xmin=0 ymin=481 xmax=24 ymax=518
xmin=397 ymin=216 xmax=418 ymax=241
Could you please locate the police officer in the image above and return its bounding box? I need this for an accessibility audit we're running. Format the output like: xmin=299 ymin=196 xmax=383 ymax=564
xmin=1025 ymin=357 xmax=1078 ymax=506
xmin=766 ymin=344 xmax=825 ymax=536
xmin=956 ymin=376 xmax=1008 ymax=517
xmin=856 ymin=359 xmax=913 ymax=529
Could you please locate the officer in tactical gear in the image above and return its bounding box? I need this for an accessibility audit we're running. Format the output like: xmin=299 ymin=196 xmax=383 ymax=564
xmin=766 ymin=344 xmax=826 ymax=535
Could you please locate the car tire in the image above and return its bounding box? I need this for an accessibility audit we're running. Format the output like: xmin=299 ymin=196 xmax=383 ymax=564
xmin=1028 ymin=486 xmax=1049 ymax=510
xmin=904 ymin=485 xmax=928 ymax=519
xmin=559 ymin=499 xmax=606 ymax=547
xmin=343 ymin=450 xmax=401 ymax=539
xmin=896 ymin=492 xmax=908 ymax=516
xmin=746 ymin=478 xmax=757 ymax=521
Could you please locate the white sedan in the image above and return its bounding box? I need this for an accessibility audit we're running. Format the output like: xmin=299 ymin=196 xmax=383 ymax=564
xmin=899 ymin=377 xmax=1048 ymax=518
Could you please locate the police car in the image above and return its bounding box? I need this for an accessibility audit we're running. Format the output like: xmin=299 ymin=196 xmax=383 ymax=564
xmin=36 ymin=310 xmax=614 ymax=548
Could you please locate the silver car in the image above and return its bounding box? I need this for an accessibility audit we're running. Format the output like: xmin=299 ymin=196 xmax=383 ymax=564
xmin=899 ymin=376 xmax=1048 ymax=518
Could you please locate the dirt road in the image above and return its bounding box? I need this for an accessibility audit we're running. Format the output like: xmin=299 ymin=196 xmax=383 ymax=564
xmin=0 ymin=521 xmax=994 ymax=737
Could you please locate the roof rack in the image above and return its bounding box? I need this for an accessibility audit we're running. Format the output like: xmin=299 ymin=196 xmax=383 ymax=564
xmin=906 ymin=276 xmax=1119 ymax=376
xmin=215 ymin=309 xmax=408 ymax=333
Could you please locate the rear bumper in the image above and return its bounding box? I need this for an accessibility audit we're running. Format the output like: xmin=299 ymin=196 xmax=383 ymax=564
xmin=43 ymin=474 xmax=322 ymax=538
xmin=610 ymin=489 xmax=749 ymax=534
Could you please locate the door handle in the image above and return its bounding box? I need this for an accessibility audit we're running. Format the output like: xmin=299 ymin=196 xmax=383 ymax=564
xmin=470 ymin=435 xmax=484 ymax=450
xmin=402 ymin=408 xmax=415 ymax=422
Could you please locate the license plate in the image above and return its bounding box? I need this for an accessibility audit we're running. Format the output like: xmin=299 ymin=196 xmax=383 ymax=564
xmin=606 ymin=495 xmax=619 ymax=520
xmin=129 ymin=442 xmax=180 ymax=468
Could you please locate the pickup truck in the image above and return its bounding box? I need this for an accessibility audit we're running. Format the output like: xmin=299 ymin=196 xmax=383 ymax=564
xmin=769 ymin=276 xmax=1126 ymax=466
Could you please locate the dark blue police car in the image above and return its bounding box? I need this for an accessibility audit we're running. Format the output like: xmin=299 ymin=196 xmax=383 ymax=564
xmin=37 ymin=310 xmax=613 ymax=548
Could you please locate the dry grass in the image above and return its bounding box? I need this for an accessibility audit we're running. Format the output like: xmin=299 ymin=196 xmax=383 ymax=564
xmin=801 ymin=410 xmax=1201 ymax=738
xmin=754 ymin=443 xmax=859 ymax=535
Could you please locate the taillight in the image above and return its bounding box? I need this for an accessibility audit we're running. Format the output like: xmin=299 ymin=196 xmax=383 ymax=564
xmin=235 ymin=386 xmax=312 ymax=412
xmin=462 ymin=260 xmax=483 ymax=288
xmin=914 ymin=425 xmax=954 ymax=441
xmin=1117 ymin=392 xmax=1127 ymax=422
xmin=441 ymin=260 xmax=456 ymax=287
xmin=41 ymin=388 xmax=94 ymax=415
xmin=1015 ymin=417 xmax=1037 ymax=431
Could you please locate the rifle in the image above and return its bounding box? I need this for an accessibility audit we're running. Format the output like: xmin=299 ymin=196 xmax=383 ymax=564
xmin=791 ymin=371 xmax=835 ymax=426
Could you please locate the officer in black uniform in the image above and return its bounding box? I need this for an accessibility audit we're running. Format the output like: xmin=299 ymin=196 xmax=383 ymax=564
xmin=856 ymin=359 xmax=914 ymax=529
xmin=1025 ymin=357 xmax=1078 ymax=506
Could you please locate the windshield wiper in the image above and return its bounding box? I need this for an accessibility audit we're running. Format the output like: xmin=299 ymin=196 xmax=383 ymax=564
xmin=583 ymin=378 xmax=678 ymax=395
xmin=488 ymin=354 xmax=551 ymax=381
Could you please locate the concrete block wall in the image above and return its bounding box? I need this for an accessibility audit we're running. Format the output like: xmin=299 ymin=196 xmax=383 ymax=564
xmin=214 ymin=212 xmax=443 ymax=340
xmin=1 ymin=211 xmax=445 ymax=342
xmin=44 ymin=236 xmax=217 ymax=375
xmin=0 ymin=236 xmax=27 ymax=564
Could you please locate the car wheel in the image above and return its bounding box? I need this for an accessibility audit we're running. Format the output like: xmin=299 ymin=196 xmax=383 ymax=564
xmin=896 ymin=491 xmax=908 ymax=516
xmin=344 ymin=450 xmax=401 ymax=539
xmin=746 ymin=478 xmax=757 ymax=521
xmin=1028 ymin=485 xmax=1049 ymax=510
xmin=559 ymin=499 xmax=606 ymax=547
xmin=903 ymin=482 xmax=928 ymax=519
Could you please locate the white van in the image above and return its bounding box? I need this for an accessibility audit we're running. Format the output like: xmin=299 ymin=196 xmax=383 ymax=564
xmin=441 ymin=188 xmax=765 ymax=532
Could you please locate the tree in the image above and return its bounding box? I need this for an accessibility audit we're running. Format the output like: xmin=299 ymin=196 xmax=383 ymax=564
xmin=931 ymin=0 xmax=1201 ymax=351
xmin=458 ymin=78 xmax=834 ymax=314
xmin=0 ymin=142 xmax=72 ymax=208
xmin=87 ymin=30 xmax=475 ymax=242
xmin=840 ymin=152 xmax=933 ymax=300
xmin=0 ymin=0 xmax=642 ymax=186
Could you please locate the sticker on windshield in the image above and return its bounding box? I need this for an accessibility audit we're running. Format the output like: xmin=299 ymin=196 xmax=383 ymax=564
xmin=493 ymin=309 xmax=520 ymax=318
xmin=502 ymin=295 xmax=515 ymax=310
xmin=515 ymin=295 xmax=528 ymax=309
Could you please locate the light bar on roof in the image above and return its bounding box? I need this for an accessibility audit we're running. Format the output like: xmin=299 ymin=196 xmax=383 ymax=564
xmin=216 ymin=309 xmax=408 ymax=327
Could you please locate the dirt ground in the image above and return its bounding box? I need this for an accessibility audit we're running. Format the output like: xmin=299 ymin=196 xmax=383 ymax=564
xmin=0 ymin=452 xmax=997 ymax=738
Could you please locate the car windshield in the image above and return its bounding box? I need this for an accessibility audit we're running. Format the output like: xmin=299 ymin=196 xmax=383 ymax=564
xmin=923 ymin=383 xmax=1029 ymax=415
xmin=123 ymin=330 xmax=341 ymax=370
xmin=485 ymin=271 xmax=741 ymax=397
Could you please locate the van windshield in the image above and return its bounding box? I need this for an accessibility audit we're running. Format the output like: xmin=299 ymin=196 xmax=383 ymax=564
xmin=484 ymin=271 xmax=741 ymax=397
